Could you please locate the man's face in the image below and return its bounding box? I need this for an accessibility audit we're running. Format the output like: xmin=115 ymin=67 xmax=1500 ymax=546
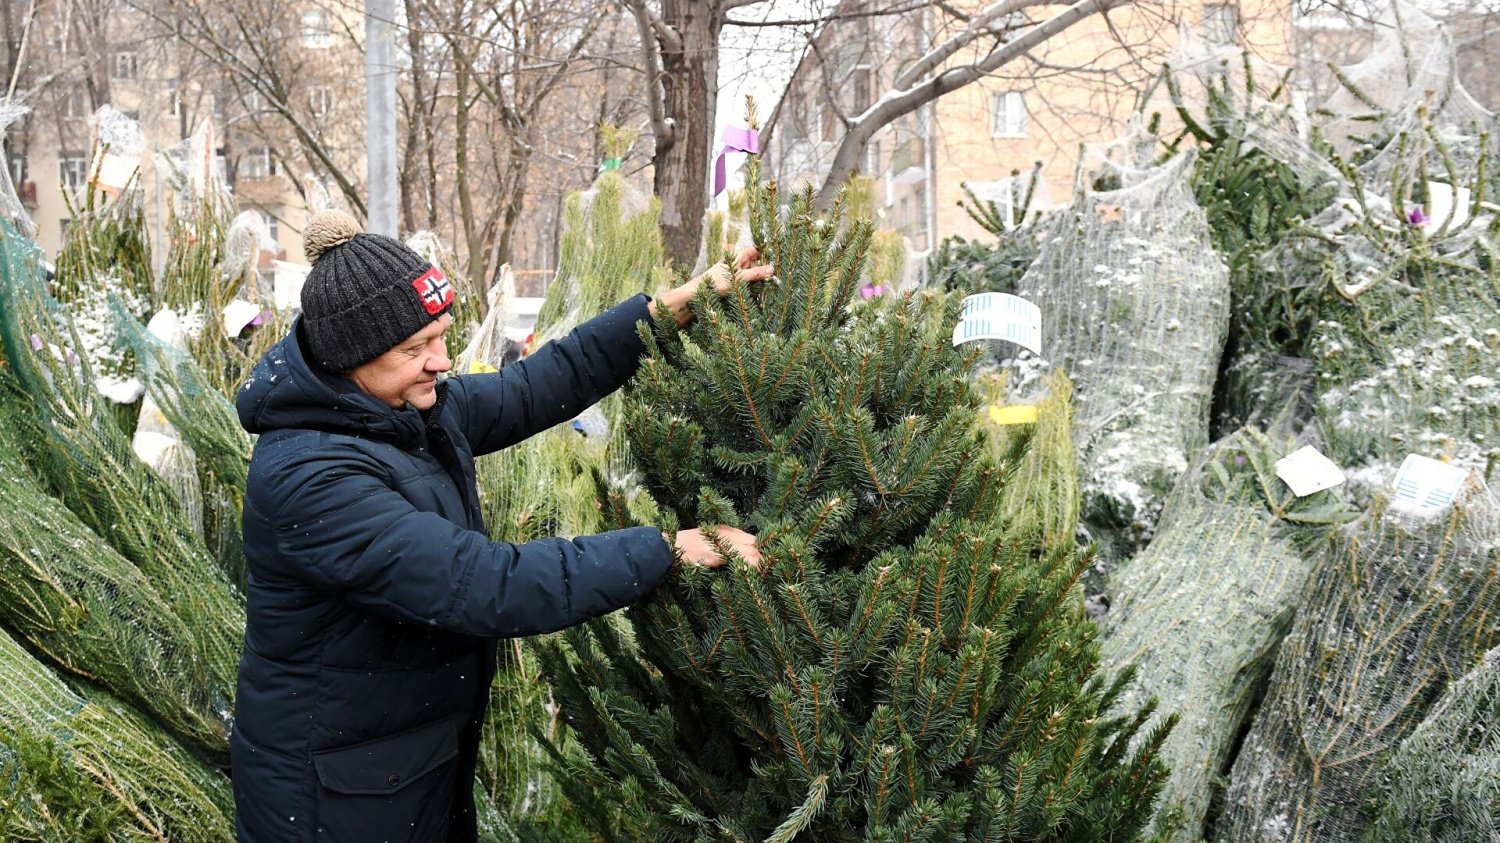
xmin=348 ymin=313 xmax=452 ymax=410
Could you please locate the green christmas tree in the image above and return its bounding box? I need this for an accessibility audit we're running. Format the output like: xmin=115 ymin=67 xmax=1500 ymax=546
xmin=537 ymin=135 xmax=1172 ymax=841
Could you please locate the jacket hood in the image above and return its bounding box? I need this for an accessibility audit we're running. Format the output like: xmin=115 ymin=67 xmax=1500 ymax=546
xmin=237 ymin=318 xmax=432 ymax=447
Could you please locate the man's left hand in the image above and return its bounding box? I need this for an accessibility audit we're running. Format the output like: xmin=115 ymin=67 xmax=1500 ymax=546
xmin=650 ymin=246 xmax=775 ymax=326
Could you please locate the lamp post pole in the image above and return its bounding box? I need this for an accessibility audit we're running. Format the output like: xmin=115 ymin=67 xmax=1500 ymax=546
xmin=365 ymin=0 xmax=398 ymax=236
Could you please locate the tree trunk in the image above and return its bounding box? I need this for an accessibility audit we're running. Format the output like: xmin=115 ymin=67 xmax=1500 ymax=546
xmin=494 ymin=137 xmax=530 ymax=270
xmin=454 ymin=63 xmax=486 ymax=288
xmin=654 ymin=0 xmax=721 ymax=270
xmin=398 ymin=0 xmax=427 ymax=233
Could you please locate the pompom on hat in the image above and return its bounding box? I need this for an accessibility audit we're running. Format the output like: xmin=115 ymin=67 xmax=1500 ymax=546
xmin=298 ymin=209 xmax=454 ymax=373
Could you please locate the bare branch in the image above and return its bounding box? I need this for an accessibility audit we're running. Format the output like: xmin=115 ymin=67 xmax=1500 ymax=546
xmin=893 ymin=0 xmax=1041 ymax=92
xmin=624 ymin=0 xmax=673 ymax=150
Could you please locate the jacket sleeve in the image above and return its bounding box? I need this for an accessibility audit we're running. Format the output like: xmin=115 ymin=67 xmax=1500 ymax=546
xmin=448 ymin=293 xmax=653 ymax=457
xmin=266 ymin=445 xmax=674 ymax=637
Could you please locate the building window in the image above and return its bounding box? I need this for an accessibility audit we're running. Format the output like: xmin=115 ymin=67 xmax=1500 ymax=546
xmin=9 ymin=152 xmax=26 ymax=186
xmin=820 ymin=92 xmax=839 ymax=142
xmin=245 ymin=89 xmax=266 ymax=115
xmin=992 ymin=91 xmax=1027 ymax=138
xmin=62 ymin=90 xmax=88 ymax=120
xmin=899 ymin=195 xmax=911 ymax=231
xmin=785 ymin=91 xmax=807 ymax=142
xmin=1203 ymin=3 xmax=1238 ymax=43
xmin=301 ymin=8 xmax=333 ymax=49
xmin=309 ymin=86 xmax=334 ymax=118
xmin=242 ymin=146 xmax=274 ymax=180
xmin=260 ymin=210 xmax=279 ymax=245
xmin=112 ymin=50 xmax=139 ymax=80
xmin=866 ymin=140 xmax=880 ymax=174
xmin=852 ymin=68 xmax=871 ymax=114
xmin=58 ymin=151 xmax=89 ymax=189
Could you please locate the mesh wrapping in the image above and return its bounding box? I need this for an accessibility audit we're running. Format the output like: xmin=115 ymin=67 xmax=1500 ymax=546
xmin=1012 ymin=129 xmax=1229 ymax=555
xmin=220 ymin=210 xmax=274 ymax=301
xmin=1365 ymin=645 xmax=1500 ymax=841
xmin=467 ymin=169 xmax=666 ymax=836
xmin=0 ymin=222 xmax=245 ymax=704
xmin=113 ymin=301 xmax=254 ymax=592
xmin=0 ymin=98 xmax=33 ymax=239
xmin=0 ymin=381 xmax=228 ymax=759
xmin=0 ymin=625 xmax=233 ymax=839
xmin=1218 ymin=476 xmax=1500 ymax=842
xmin=1099 ymin=431 xmax=1351 ymax=841
xmin=989 ymin=370 xmax=1079 ymax=554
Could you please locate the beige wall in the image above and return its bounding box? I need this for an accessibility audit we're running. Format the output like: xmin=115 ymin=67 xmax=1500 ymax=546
xmin=773 ymin=0 xmax=1293 ymax=254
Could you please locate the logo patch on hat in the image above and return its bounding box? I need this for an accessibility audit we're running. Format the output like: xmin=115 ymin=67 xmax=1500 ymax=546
xmin=412 ymin=267 xmax=453 ymax=315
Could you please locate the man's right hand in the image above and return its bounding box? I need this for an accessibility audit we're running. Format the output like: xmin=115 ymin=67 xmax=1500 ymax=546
xmin=666 ymin=526 xmax=761 ymax=569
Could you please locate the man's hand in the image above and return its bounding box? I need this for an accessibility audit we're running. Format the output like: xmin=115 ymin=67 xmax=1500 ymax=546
xmin=649 ymin=246 xmax=775 ymax=326
xmin=665 ymin=525 xmax=761 ymax=569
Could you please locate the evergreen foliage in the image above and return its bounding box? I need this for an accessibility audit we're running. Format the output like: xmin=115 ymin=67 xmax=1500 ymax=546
xmin=537 ymin=144 xmax=1172 ymax=841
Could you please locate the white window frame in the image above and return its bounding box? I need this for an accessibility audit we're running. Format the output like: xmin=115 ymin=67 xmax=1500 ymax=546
xmin=58 ymin=151 xmax=89 ymax=189
xmin=992 ymin=90 xmax=1027 ymax=138
xmin=1203 ymin=3 xmax=1238 ymax=44
xmin=242 ymin=146 xmax=274 ymax=181
xmin=260 ymin=210 xmax=279 ymax=246
xmin=9 ymin=152 xmax=25 ymax=186
xmin=112 ymin=50 xmax=139 ymax=81
xmin=301 ymin=8 xmax=333 ymax=49
xmin=309 ymin=86 xmax=334 ymax=118
xmin=62 ymin=90 xmax=87 ymax=120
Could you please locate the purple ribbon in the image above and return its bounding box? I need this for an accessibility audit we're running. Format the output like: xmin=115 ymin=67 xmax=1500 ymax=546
xmin=714 ymin=126 xmax=760 ymax=197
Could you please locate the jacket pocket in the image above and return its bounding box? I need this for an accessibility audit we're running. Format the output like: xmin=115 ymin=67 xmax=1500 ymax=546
xmin=312 ymin=717 xmax=459 ymax=796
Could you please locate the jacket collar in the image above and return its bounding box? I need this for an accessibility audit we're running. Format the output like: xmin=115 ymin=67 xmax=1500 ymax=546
xmin=237 ymin=318 xmax=435 ymax=449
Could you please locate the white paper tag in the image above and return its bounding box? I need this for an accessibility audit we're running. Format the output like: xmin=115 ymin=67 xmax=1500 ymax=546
xmin=273 ymin=260 xmax=312 ymax=311
xmin=1390 ymin=454 xmax=1469 ymax=513
xmin=92 ymin=152 xmax=140 ymax=191
xmin=1274 ymin=446 xmax=1346 ymax=497
xmin=1425 ymin=182 xmax=1471 ymax=231
xmin=222 ymin=299 xmax=262 ymax=337
xmin=952 ymin=293 xmax=1042 ymax=355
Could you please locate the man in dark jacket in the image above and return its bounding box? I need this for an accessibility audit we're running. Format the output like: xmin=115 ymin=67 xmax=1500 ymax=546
xmin=232 ymin=209 xmax=768 ymax=842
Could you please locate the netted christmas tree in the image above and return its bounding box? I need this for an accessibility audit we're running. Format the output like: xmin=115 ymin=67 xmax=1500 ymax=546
xmin=1097 ymin=430 xmax=1353 ymax=841
xmin=1217 ymin=474 xmax=1500 ymax=842
xmin=464 ymin=167 xmax=667 ymax=841
xmin=0 ymin=372 xmax=229 ymax=761
xmin=1363 ymin=645 xmax=1500 ymax=841
xmin=1009 ymin=121 xmax=1230 ymax=569
xmin=0 ymin=219 xmax=244 ymax=710
xmin=535 ymin=139 xmax=1173 ymax=841
xmin=0 ymin=624 xmax=234 ymax=841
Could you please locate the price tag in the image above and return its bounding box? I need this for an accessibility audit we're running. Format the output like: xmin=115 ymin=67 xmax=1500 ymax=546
xmin=91 ymin=152 xmax=140 ymax=191
xmin=1390 ymin=454 xmax=1469 ymax=513
xmin=222 ymin=299 xmax=261 ymax=337
xmin=952 ymin=293 xmax=1042 ymax=355
xmin=273 ymin=260 xmax=312 ymax=311
xmin=1274 ymin=445 xmax=1346 ymax=497
xmin=989 ymin=404 xmax=1039 ymax=425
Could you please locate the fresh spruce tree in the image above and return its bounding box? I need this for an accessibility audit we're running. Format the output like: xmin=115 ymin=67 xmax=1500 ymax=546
xmin=537 ymin=131 xmax=1172 ymax=841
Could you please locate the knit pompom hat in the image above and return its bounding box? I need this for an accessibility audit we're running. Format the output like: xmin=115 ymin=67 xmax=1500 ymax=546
xmin=299 ymin=209 xmax=454 ymax=373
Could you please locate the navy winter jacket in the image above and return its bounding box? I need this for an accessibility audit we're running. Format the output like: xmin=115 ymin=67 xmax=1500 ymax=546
xmin=231 ymin=294 xmax=673 ymax=842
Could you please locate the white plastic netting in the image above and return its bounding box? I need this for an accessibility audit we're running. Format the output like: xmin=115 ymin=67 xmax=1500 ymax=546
xmin=1009 ymin=121 xmax=1230 ymax=559
xmin=1217 ymin=474 xmax=1500 ymax=842
xmin=1365 ymin=645 xmax=1500 ymax=841
xmin=220 ymin=210 xmax=275 ymax=301
xmin=1098 ymin=430 xmax=1352 ymax=841
xmin=0 ymin=98 xmax=32 ymax=239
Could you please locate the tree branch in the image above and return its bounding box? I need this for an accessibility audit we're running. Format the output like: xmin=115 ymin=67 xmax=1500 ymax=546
xmin=893 ymin=0 xmax=1041 ymax=92
xmin=624 ymin=0 xmax=673 ymax=150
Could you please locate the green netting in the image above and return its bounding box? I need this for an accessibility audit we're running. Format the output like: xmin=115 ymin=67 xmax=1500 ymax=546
xmin=465 ymin=168 xmax=668 ymax=840
xmin=0 ymin=625 xmax=233 ymax=840
xmin=1218 ymin=475 xmax=1500 ymax=842
xmin=1364 ymin=645 xmax=1500 ymax=841
xmin=0 ymin=220 xmax=244 ymax=702
xmin=112 ymin=300 xmax=253 ymax=592
xmin=988 ymin=370 xmax=1080 ymax=554
xmin=0 ymin=375 xmax=228 ymax=760
xmin=1011 ymin=123 xmax=1230 ymax=562
xmin=1099 ymin=430 xmax=1353 ymax=841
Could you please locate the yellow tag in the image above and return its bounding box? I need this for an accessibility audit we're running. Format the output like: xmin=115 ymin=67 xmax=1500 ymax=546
xmin=990 ymin=404 xmax=1039 ymax=425
xmin=467 ymin=360 xmax=499 ymax=375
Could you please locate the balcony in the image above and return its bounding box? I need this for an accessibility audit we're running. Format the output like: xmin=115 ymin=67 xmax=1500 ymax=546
xmin=890 ymin=137 xmax=926 ymax=185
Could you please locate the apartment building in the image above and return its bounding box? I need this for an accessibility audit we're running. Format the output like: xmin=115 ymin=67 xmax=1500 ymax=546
xmin=6 ymin=1 xmax=365 ymax=274
xmin=771 ymin=0 xmax=1293 ymax=252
